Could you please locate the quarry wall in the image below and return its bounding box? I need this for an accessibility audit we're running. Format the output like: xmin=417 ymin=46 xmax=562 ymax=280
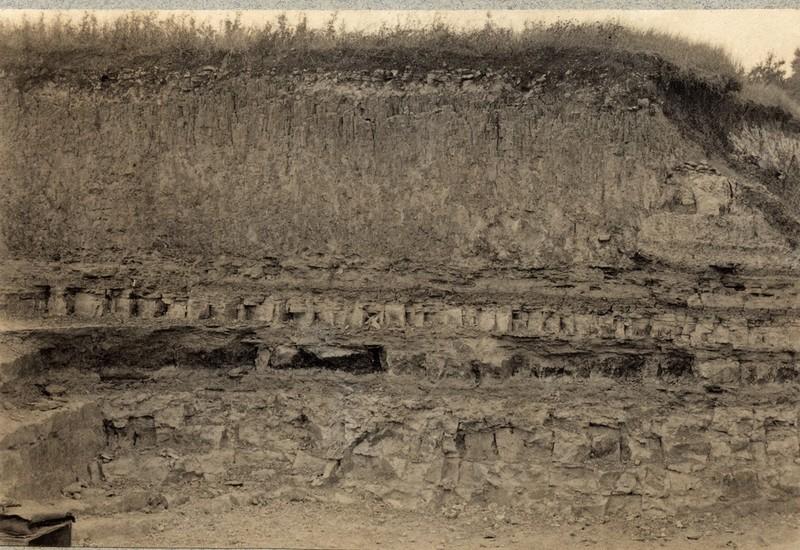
xmin=2 ymin=63 xmax=798 ymax=270
xmin=1 ymin=59 xmax=799 ymax=518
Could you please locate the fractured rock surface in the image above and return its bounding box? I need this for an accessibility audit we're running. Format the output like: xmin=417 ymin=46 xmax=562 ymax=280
xmin=1 ymin=55 xmax=799 ymax=521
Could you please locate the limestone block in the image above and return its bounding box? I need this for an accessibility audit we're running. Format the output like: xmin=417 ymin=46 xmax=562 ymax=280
xmin=695 ymin=358 xmax=741 ymax=384
xmin=720 ymin=469 xmax=760 ymax=498
xmin=589 ymin=427 xmax=620 ymax=461
xmin=613 ymin=472 xmax=639 ymax=494
xmin=495 ymin=306 xmax=513 ymax=333
xmin=384 ymin=303 xmax=406 ymax=327
xmin=47 ymin=290 xmax=70 ymax=316
xmin=102 ymin=456 xmax=137 ymax=483
xmin=553 ymin=430 xmax=591 ymax=464
xmin=461 ymin=431 xmax=496 ymax=461
xmin=527 ymin=310 xmax=546 ymax=334
xmin=286 ymin=298 xmax=313 ymax=327
xmin=454 ymin=461 xmax=490 ymax=501
xmin=73 ymin=292 xmax=106 ymax=317
xmin=112 ymin=292 xmax=135 ymax=317
xmin=770 ymin=464 xmax=800 ymax=495
xmin=184 ymin=425 xmax=227 ymax=448
xmin=665 ymin=471 xmax=701 ymax=494
xmin=478 ymin=309 xmax=496 ymax=331
xmin=238 ymin=424 xmax=265 ymax=447
xmin=187 ymin=299 xmax=211 ymax=320
xmin=315 ymin=304 xmax=337 ymax=326
xmin=710 ymin=407 xmax=754 ymax=438
xmin=364 ymin=306 xmax=385 ymax=329
xmin=195 ymin=450 xmax=234 ymax=480
xmin=440 ymin=307 xmax=463 ymax=328
xmin=255 ymin=347 xmax=271 ymax=372
xmin=462 ymin=307 xmax=478 ymax=328
xmin=627 ymin=436 xmax=663 ymax=466
xmin=664 ymin=439 xmax=711 ymax=474
xmin=638 ymin=467 xmax=668 ymax=498
xmin=220 ymin=300 xmax=241 ymax=320
xmin=292 ymin=450 xmax=330 ymax=476
xmin=544 ymin=313 xmax=562 ymax=335
xmin=766 ymin=428 xmax=800 ymax=458
xmin=550 ymin=466 xmax=599 ymax=494
xmin=165 ymin=301 xmax=188 ymax=319
xmin=511 ymin=310 xmax=529 ymax=333
xmin=155 ymin=405 xmax=185 ymax=430
xmin=350 ymin=304 xmax=366 ymax=328
xmin=253 ymin=300 xmax=275 ymax=322
xmin=495 ymin=428 xmax=526 ymax=463
xmin=527 ymin=429 xmax=556 ymax=462
xmin=690 ymin=173 xmax=734 ymax=216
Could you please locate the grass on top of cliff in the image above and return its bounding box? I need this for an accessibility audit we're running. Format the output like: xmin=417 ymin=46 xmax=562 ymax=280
xmin=1 ymin=13 xmax=740 ymax=82
xmin=2 ymin=13 xmax=799 ymax=118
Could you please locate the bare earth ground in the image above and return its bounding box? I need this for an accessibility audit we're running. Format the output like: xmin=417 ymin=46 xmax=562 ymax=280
xmin=64 ymin=498 xmax=798 ymax=550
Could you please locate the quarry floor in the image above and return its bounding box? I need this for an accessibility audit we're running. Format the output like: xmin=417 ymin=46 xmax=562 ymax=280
xmin=65 ymin=498 xmax=798 ymax=549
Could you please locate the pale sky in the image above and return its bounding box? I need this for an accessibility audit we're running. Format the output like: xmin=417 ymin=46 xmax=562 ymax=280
xmin=3 ymin=9 xmax=800 ymax=71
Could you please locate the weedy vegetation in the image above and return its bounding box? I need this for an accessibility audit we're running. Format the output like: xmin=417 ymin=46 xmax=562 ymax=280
xmin=0 ymin=12 xmax=740 ymax=77
xmin=2 ymin=12 xmax=797 ymax=118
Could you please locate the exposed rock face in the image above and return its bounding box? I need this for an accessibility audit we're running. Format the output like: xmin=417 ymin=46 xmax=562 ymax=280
xmin=0 ymin=329 xmax=797 ymax=518
xmin=2 ymin=63 xmax=798 ymax=270
xmin=0 ymin=57 xmax=799 ymax=518
xmin=0 ymin=402 xmax=105 ymax=500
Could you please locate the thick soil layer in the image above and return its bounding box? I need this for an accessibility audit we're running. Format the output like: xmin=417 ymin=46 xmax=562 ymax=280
xmin=2 ymin=56 xmax=799 ymax=268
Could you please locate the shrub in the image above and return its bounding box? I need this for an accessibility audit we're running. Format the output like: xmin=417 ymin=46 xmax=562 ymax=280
xmin=738 ymin=81 xmax=800 ymax=120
